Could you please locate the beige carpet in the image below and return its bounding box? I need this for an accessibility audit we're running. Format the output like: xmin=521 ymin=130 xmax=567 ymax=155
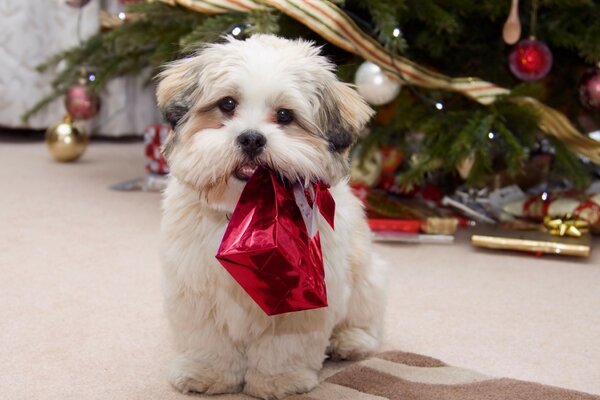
xmin=1 ymin=141 xmax=600 ymax=400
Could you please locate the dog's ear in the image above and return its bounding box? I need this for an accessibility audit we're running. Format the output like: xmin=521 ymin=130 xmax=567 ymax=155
xmin=156 ymin=58 xmax=200 ymax=157
xmin=318 ymin=80 xmax=374 ymax=153
xmin=156 ymin=58 xmax=200 ymax=129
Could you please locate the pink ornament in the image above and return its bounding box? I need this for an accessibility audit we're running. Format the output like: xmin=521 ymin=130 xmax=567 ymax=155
xmin=579 ymin=68 xmax=600 ymax=110
xmin=65 ymin=84 xmax=100 ymax=120
xmin=508 ymin=38 xmax=553 ymax=81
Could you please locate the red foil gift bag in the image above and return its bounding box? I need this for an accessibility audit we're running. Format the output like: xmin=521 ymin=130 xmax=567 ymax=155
xmin=216 ymin=167 xmax=335 ymax=316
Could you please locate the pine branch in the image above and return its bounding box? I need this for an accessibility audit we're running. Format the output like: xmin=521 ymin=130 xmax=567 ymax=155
xmin=180 ymin=13 xmax=245 ymax=52
xmin=366 ymin=0 xmax=407 ymax=53
xmin=20 ymin=91 xmax=67 ymax=123
xmin=547 ymin=137 xmax=590 ymax=188
xmin=247 ymin=9 xmax=280 ymax=34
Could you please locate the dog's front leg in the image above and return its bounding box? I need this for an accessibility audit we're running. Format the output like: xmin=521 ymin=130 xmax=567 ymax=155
xmin=243 ymin=313 xmax=331 ymax=399
xmin=165 ymin=292 xmax=247 ymax=395
xmin=169 ymin=329 xmax=247 ymax=395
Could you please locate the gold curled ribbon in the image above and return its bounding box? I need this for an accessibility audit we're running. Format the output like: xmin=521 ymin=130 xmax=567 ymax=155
xmin=157 ymin=0 xmax=600 ymax=163
xmin=544 ymin=215 xmax=589 ymax=237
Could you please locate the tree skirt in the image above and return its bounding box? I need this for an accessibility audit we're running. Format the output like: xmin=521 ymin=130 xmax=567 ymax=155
xmin=289 ymin=351 xmax=599 ymax=400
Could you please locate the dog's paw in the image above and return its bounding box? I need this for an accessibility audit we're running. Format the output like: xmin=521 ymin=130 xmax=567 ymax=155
xmin=168 ymin=356 xmax=243 ymax=395
xmin=328 ymin=327 xmax=379 ymax=361
xmin=243 ymin=368 xmax=318 ymax=400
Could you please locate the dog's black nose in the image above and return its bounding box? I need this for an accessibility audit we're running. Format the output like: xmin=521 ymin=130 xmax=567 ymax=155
xmin=237 ymin=130 xmax=266 ymax=158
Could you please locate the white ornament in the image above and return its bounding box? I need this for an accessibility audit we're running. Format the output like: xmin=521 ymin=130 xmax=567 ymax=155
xmin=354 ymin=61 xmax=401 ymax=105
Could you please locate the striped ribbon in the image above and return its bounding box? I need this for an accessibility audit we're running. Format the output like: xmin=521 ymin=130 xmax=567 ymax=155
xmin=158 ymin=0 xmax=600 ymax=163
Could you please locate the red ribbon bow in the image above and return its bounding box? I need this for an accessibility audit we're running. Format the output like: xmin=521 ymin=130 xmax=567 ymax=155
xmin=314 ymin=182 xmax=335 ymax=229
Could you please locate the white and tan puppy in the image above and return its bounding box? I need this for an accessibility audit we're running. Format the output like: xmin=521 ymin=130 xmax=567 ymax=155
xmin=157 ymin=34 xmax=387 ymax=399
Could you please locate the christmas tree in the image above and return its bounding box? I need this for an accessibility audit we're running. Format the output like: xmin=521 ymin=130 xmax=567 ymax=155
xmin=24 ymin=0 xmax=600 ymax=189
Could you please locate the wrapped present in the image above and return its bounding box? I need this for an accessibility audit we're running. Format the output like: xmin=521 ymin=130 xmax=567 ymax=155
xmin=216 ymin=168 xmax=335 ymax=316
xmin=442 ymin=188 xmax=496 ymax=223
xmin=422 ymin=217 xmax=459 ymax=234
xmin=367 ymin=217 xmax=459 ymax=235
xmin=368 ymin=217 xmax=457 ymax=244
xmin=372 ymin=230 xmax=455 ymax=244
xmin=503 ymin=192 xmax=600 ymax=233
xmin=110 ymin=124 xmax=171 ymax=192
xmin=368 ymin=219 xmax=421 ymax=233
xmin=354 ymin=187 xmax=462 ymax=238
xmin=144 ymin=124 xmax=170 ymax=175
xmin=471 ymin=226 xmax=591 ymax=257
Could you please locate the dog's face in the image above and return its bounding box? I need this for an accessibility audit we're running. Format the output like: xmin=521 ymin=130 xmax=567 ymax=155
xmin=156 ymin=34 xmax=373 ymax=212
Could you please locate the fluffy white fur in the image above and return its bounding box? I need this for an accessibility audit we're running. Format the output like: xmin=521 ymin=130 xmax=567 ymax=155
xmin=157 ymin=35 xmax=387 ymax=399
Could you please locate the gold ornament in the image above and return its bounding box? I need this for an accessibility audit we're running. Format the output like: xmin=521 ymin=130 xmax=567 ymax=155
xmin=46 ymin=115 xmax=89 ymax=162
xmin=544 ymin=215 xmax=589 ymax=237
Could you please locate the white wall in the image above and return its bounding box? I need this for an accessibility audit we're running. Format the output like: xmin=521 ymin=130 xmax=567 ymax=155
xmin=0 ymin=0 xmax=160 ymax=136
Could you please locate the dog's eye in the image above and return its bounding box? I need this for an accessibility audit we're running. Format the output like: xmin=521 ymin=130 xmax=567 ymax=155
xmin=218 ymin=97 xmax=237 ymax=113
xmin=276 ymin=109 xmax=294 ymax=125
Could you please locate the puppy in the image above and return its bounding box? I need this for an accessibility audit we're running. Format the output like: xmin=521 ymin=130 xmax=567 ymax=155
xmin=157 ymin=34 xmax=387 ymax=399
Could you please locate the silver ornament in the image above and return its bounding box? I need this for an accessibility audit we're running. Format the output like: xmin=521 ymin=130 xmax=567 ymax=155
xmin=354 ymin=61 xmax=401 ymax=105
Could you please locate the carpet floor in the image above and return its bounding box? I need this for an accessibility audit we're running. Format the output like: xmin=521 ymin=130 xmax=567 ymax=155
xmin=291 ymin=351 xmax=600 ymax=400
xmin=1 ymin=142 xmax=599 ymax=400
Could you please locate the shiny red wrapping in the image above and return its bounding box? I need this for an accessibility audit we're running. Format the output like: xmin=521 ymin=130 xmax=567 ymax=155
xmin=216 ymin=168 xmax=335 ymax=316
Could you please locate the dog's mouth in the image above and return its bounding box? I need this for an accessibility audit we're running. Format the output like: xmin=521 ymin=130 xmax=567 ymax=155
xmin=234 ymin=163 xmax=258 ymax=181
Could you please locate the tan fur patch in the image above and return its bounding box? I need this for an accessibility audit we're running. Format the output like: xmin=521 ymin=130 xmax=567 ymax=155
xmin=156 ymin=59 xmax=200 ymax=110
xmin=163 ymin=108 xmax=224 ymax=159
xmin=285 ymin=124 xmax=329 ymax=149
xmin=181 ymin=109 xmax=224 ymax=139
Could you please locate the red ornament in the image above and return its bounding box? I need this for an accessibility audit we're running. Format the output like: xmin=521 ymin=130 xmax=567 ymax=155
xmin=144 ymin=124 xmax=171 ymax=175
xmin=216 ymin=168 xmax=335 ymax=316
xmin=508 ymin=38 xmax=553 ymax=81
xmin=65 ymin=84 xmax=100 ymax=120
xmin=578 ymin=67 xmax=600 ymax=110
xmin=379 ymin=146 xmax=404 ymax=174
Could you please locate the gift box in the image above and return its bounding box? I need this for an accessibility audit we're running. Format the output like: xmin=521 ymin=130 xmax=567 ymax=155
xmin=144 ymin=123 xmax=170 ymax=175
xmin=471 ymin=226 xmax=591 ymax=257
xmin=359 ymin=186 xmax=462 ymax=235
xmin=367 ymin=217 xmax=459 ymax=235
xmin=368 ymin=219 xmax=421 ymax=232
xmin=216 ymin=168 xmax=334 ymax=316
xmin=503 ymin=192 xmax=600 ymax=233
